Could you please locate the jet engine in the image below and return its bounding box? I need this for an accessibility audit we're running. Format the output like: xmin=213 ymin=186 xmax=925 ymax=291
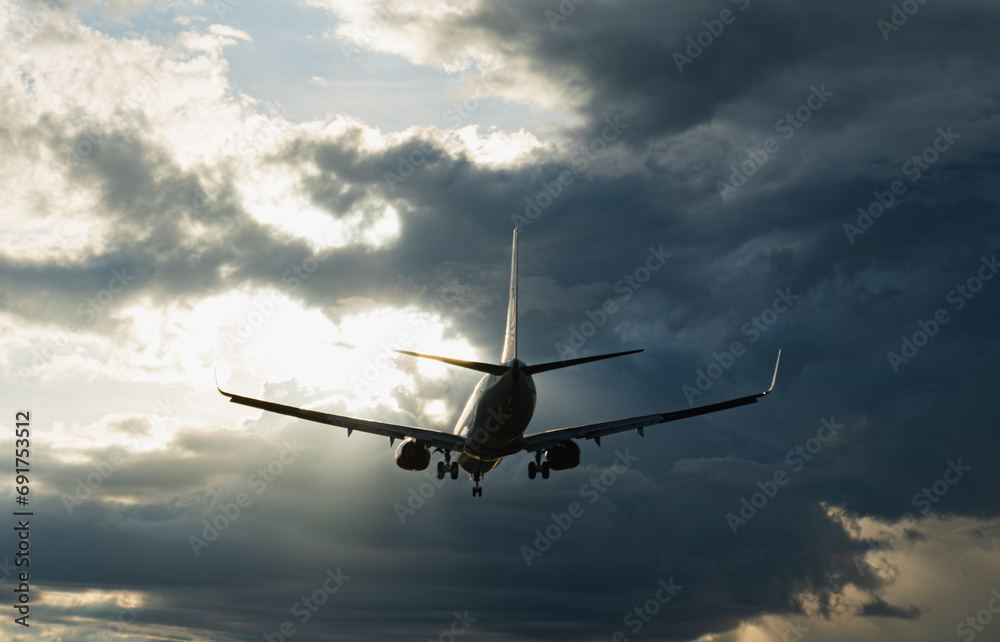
xmin=544 ymin=440 xmax=581 ymax=471
xmin=394 ymin=439 xmax=431 ymax=471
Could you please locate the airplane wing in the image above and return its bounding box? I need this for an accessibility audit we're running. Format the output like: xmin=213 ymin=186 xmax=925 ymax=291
xmin=522 ymin=350 xmax=781 ymax=452
xmin=216 ymin=378 xmax=468 ymax=452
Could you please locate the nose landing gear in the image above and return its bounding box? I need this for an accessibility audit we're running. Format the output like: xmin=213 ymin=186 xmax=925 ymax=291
xmin=433 ymin=450 xmax=481 ymax=495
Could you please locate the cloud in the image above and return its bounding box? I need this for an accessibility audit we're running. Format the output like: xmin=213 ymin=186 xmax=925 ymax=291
xmin=102 ymin=0 xmax=154 ymax=25
xmin=2 ymin=0 xmax=999 ymax=640
xmin=857 ymin=597 xmax=923 ymax=619
xmin=208 ymin=23 xmax=252 ymax=41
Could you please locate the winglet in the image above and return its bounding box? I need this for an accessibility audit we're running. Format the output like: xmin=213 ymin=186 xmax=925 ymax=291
xmin=212 ymin=350 xmax=228 ymax=397
xmin=763 ymin=349 xmax=781 ymax=395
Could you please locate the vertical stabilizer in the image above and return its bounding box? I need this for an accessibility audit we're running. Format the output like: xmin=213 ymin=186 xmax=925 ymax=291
xmin=501 ymin=229 xmax=518 ymax=363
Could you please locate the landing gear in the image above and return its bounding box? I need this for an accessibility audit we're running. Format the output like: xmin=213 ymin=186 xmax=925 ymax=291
xmin=472 ymin=472 xmax=483 ymax=497
xmin=436 ymin=452 xmax=460 ymax=481
xmin=528 ymin=452 xmax=550 ymax=479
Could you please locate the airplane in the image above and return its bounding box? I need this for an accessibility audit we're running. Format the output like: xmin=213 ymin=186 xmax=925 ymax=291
xmin=216 ymin=229 xmax=781 ymax=497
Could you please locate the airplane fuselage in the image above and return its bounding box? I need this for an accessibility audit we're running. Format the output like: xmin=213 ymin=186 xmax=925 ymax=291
xmin=454 ymin=359 xmax=536 ymax=475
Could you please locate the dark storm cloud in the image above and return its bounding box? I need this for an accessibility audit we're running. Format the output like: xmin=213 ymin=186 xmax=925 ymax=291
xmin=857 ymin=597 xmax=923 ymax=619
xmin=454 ymin=0 xmax=1000 ymax=147
xmin=254 ymin=2 xmax=1000 ymax=638
xmin=28 ymin=413 xmax=883 ymax=640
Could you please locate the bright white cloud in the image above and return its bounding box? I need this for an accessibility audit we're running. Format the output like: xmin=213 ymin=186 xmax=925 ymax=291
xmin=311 ymin=0 xmax=490 ymax=73
xmin=308 ymin=0 xmax=584 ymax=116
xmin=207 ymin=22 xmax=251 ymax=41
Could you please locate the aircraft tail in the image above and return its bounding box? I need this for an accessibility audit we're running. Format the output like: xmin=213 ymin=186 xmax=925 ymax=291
xmin=501 ymin=228 xmax=518 ymax=363
xmin=395 ymin=229 xmax=643 ymax=376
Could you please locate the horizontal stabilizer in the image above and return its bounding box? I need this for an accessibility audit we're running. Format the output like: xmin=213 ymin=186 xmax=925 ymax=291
xmin=394 ymin=350 xmax=508 ymax=375
xmin=395 ymin=348 xmax=644 ymax=376
xmin=523 ymin=349 xmax=644 ymax=375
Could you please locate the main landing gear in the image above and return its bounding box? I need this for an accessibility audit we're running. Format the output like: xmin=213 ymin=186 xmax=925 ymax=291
xmin=433 ymin=449 xmax=479 ymax=496
xmin=528 ymin=451 xmax=550 ymax=480
xmin=436 ymin=451 xmax=459 ymax=480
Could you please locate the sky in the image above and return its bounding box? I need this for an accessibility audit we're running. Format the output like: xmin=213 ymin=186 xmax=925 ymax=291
xmin=1 ymin=0 xmax=999 ymax=640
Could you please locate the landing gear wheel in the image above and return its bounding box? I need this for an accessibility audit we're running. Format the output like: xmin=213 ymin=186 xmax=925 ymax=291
xmin=472 ymin=472 xmax=483 ymax=497
xmin=541 ymin=461 xmax=550 ymax=479
xmin=437 ymin=452 xmax=458 ymax=481
xmin=528 ymin=461 xmax=537 ymax=480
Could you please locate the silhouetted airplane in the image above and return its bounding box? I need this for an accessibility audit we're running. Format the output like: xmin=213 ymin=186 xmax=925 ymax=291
xmin=217 ymin=229 xmax=780 ymax=496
